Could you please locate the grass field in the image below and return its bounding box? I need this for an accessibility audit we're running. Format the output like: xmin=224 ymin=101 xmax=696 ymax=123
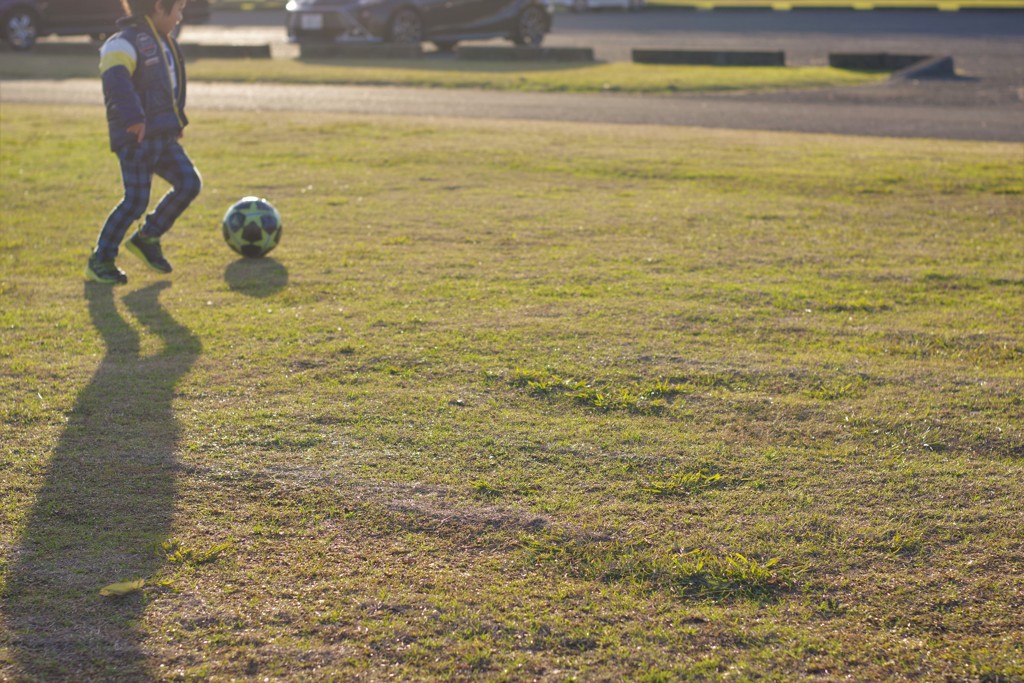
xmin=0 ymin=54 xmax=886 ymax=95
xmin=1 ymin=103 xmax=1022 ymax=681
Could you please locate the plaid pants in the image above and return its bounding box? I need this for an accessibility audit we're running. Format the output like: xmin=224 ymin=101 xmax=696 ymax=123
xmin=95 ymin=135 xmax=201 ymax=261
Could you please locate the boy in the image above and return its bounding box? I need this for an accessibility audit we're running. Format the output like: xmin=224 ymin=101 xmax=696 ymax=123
xmin=87 ymin=0 xmax=201 ymax=285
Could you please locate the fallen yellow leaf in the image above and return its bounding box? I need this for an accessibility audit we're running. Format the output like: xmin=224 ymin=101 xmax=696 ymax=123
xmin=99 ymin=579 xmax=145 ymax=597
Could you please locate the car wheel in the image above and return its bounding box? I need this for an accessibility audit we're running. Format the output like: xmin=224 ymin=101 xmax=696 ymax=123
xmin=512 ymin=6 xmax=547 ymax=47
xmin=387 ymin=8 xmax=422 ymax=43
xmin=433 ymin=40 xmax=458 ymax=53
xmin=3 ymin=8 xmax=38 ymax=51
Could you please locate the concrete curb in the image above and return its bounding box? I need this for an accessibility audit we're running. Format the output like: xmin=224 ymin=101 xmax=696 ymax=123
xmin=298 ymin=42 xmax=422 ymax=59
xmin=181 ymin=43 xmax=271 ymax=59
xmin=828 ymin=52 xmax=956 ymax=79
xmin=828 ymin=52 xmax=929 ymax=71
xmin=31 ymin=43 xmax=100 ymax=56
xmin=633 ymin=49 xmax=785 ymax=66
xmin=456 ymin=46 xmax=595 ymax=62
xmin=24 ymin=40 xmax=957 ymax=80
xmin=31 ymin=41 xmax=271 ymax=59
xmin=892 ymin=55 xmax=956 ymax=79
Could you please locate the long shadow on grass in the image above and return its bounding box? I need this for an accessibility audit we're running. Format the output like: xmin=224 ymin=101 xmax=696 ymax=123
xmin=2 ymin=281 xmax=200 ymax=680
xmin=224 ymin=257 xmax=288 ymax=298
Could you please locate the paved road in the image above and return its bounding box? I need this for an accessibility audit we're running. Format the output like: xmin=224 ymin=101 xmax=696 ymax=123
xmin=193 ymin=8 xmax=1024 ymax=80
xmin=546 ymin=10 xmax=1024 ymax=75
xmin=13 ymin=9 xmax=1023 ymax=141
xmin=5 ymin=78 xmax=1021 ymax=141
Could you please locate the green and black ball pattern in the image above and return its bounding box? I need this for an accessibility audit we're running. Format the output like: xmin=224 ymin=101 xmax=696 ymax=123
xmin=222 ymin=197 xmax=282 ymax=258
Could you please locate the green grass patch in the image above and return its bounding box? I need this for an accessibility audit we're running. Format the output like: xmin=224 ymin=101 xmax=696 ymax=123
xmin=0 ymin=53 xmax=887 ymax=94
xmin=521 ymin=534 xmax=792 ymax=600
xmin=509 ymin=368 xmax=686 ymax=414
xmin=1 ymin=103 xmax=1022 ymax=681
xmin=194 ymin=58 xmax=886 ymax=93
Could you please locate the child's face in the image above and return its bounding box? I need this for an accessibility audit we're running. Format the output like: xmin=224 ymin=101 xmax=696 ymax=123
xmin=152 ymin=0 xmax=187 ymax=37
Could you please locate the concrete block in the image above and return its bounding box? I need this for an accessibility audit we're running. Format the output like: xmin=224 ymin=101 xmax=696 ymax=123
xmin=299 ymin=42 xmax=423 ymax=59
xmin=32 ymin=42 xmax=99 ymax=56
xmin=828 ymin=53 xmax=930 ymax=72
xmin=180 ymin=43 xmax=272 ymax=59
xmin=456 ymin=46 xmax=595 ymax=62
xmin=33 ymin=41 xmax=272 ymax=59
xmin=632 ymin=49 xmax=785 ymax=66
xmin=893 ymin=55 xmax=956 ymax=80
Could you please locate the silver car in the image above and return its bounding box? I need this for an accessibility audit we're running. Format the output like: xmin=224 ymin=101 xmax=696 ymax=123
xmin=286 ymin=0 xmax=552 ymax=51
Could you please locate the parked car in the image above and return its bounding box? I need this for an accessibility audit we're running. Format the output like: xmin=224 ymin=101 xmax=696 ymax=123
xmin=547 ymin=0 xmax=643 ymax=11
xmin=1 ymin=0 xmax=38 ymax=49
xmin=1 ymin=0 xmax=210 ymax=51
xmin=285 ymin=0 xmax=552 ymax=51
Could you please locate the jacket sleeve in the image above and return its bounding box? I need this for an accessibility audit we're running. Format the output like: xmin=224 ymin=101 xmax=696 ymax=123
xmin=99 ymin=36 xmax=145 ymax=129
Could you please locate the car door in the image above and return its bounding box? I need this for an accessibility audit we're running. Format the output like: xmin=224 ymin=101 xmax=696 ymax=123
xmin=430 ymin=0 xmax=479 ymax=30
xmin=38 ymin=0 xmax=122 ymax=34
xmin=411 ymin=0 xmax=455 ymax=33
xmin=435 ymin=0 xmax=519 ymax=33
xmin=37 ymin=0 xmax=80 ymax=29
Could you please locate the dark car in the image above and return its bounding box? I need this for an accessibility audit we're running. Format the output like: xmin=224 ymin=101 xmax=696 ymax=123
xmin=285 ymin=0 xmax=551 ymax=51
xmin=1 ymin=0 xmax=210 ymax=51
xmin=1 ymin=0 xmax=40 ymax=49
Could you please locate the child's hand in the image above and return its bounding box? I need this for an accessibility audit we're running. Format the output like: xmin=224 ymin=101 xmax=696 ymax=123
xmin=127 ymin=122 xmax=146 ymax=143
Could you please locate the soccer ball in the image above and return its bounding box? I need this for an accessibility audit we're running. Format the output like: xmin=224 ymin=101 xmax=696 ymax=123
xmin=222 ymin=196 xmax=282 ymax=258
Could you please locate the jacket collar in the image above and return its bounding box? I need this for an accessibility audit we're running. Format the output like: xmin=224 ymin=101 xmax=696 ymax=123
xmin=116 ymin=15 xmax=146 ymax=30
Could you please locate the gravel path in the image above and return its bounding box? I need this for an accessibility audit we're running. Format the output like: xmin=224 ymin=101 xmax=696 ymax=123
xmin=2 ymin=77 xmax=1021 ymax=141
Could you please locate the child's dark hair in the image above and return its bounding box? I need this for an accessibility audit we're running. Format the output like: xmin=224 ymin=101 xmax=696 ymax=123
xmin=121 ymin=0 xmax=179 ymax=16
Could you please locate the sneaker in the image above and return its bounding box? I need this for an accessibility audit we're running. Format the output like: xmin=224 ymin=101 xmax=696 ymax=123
xmin=125 ymin=231 xmax=172 ymax=273
xmin=85 ymin=253 xmax=128 ymax=285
